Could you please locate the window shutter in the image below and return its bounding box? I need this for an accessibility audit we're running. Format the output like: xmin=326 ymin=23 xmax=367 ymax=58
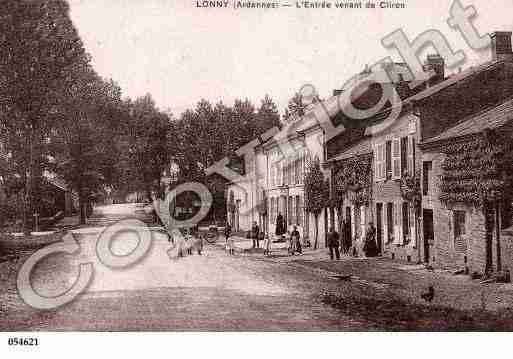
xmin=382 ymin=204 xmax=388 ymax=244
xmin=374 ymin=145 xmax=380 ymax=182
xmin=407 ymin=136 xmax=413 ymax=176
xmin=392 ymin=138 xmax=401 ymax=179
xmin=393 ymin=203 xmax=401 ymax=245
xmin=360 ymin=205 xmax=366 ymax=241
xmin=410 ymin=205 xmax=416 ymax=247
xmin=380 ymin=143 xmax=386 ymax=180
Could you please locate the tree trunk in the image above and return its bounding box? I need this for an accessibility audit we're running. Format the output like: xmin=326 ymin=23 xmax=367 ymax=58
xmin=484 ymin=202 xmax=494 ymax=276
xmin=496 ymin=203 xmax=502 ymax=272
xmin=23 ymin=127 xmax=34 ymax=236
xmin=313 ymin=214 xmax=319 ymax=250
xmin=79 ymin=190 xmax=87 ymax=225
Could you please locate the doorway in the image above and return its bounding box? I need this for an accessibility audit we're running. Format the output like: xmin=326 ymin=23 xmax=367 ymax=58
xmin=422 ymin=209 xmax=434 ymax=263
xmin=376 ymin=203 xmax=383 ymax=254
xmin=346 ymin=206 xmax=352 ymax=240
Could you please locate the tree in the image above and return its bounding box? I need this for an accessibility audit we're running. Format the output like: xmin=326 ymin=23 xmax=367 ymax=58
xmin=49 ymin=65 xmax=124 ymax=224
xmin=304 ymin=157 xmax=329 ymax=249
xmin=256 ymin=95 xmax=281 ymax=134
xmin=121 ymin=94 xmax=172 ymax=201
xmin=0 ymin=0 xmax=90 ymax=232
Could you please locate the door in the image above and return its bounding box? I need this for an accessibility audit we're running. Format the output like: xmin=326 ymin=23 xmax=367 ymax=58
xmin=422 ymin=209 xmax=434 ymax=263
xmin=346 ymin=206 xmax=352 ymax=241
xmin=376 ymin=203 xmax=383 ymax=254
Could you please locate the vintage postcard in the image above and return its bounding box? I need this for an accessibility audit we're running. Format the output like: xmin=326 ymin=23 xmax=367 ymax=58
xmin=1 ymin=0 xmax=513 ymax=353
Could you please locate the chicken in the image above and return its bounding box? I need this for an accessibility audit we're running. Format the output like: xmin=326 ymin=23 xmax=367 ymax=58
xmin=421 ymin=286 xmax=435 ymax=303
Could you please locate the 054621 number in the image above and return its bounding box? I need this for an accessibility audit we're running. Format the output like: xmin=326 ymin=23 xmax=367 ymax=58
xmin=8 ymin=337 xmax=39 ymax=346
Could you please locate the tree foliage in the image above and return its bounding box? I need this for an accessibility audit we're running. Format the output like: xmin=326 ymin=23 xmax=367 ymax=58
xmin=171 ymin=96 xmax=281 ymax=221
xmin=304 ymin=157 xmax=329 ymax=249
xmin=0 ymin=0 xmax=91 ymax=230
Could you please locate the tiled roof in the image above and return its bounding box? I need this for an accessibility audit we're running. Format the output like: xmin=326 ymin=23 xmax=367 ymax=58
xmin=422 ymin=97 xmax=513 ymax=144
xmin=326 ymin=137 xmax=372 ymax=163
xmin=408 ymin=60 xmax=501 ymax=103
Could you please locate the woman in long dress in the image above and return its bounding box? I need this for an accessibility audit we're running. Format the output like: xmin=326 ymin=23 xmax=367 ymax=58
xmin=275 ymin=212 xmax=285 ymax=240
xmin=363 ymin=222 xmax=378 ymax=257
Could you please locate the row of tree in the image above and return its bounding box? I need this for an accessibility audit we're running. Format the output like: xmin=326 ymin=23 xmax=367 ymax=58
xmin=0 ymin=0 xmax=173 ymax=232
xmin=0 ymin=0 xmax=287 ymax=232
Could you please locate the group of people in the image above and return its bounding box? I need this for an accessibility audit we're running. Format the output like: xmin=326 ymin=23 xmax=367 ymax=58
xmin=327 ymin=221 xmax=378 ymax=260
xmin=223 ymin=214 xmax=379 ymax=260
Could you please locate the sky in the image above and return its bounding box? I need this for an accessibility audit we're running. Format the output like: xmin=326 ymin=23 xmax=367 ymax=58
xmin=67 ymin=0 xmax=513 ymax=117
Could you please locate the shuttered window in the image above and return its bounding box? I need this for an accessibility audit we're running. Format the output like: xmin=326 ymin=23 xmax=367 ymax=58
xmin=407 ymin=136 xmax=415 ymax=176
xmin=374 ymin=143 xmax=386 ymax=182
xmin=296 ymin=196 xmax=302 ymax=226
xmin=392 ymin=138 xmax=401 ymax=179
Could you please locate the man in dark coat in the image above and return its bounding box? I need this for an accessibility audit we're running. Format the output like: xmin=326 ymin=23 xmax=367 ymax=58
xmin=327 ymin=227 xmax=340 ymax=260
xmin=252 ymin=222 xmax=260 ymax=248
xmin=291 ymin=225 xmax=302 ymax=255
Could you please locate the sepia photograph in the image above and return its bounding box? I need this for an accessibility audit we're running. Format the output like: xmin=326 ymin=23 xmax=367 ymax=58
xmin=1 ymin=0 xmax=513 ymax=353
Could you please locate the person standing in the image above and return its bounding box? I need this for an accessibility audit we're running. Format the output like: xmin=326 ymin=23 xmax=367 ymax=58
xmin=363 ymin=222 xmax=378 ymax=257
xmin=263 ymin=234 xmax=271 ymax=256
xmin=252 ymin=221 xmax=260 ymax=248
xmin=225 ymin=222 xmax=234 ymax=255
xmin=291 ymin=225 xmax=302 ymax=255
xmin=275 ymin=212 xmax=285 ymax=241
xmin=340 ymin=218 xmax=350 ymax=255
xmin=327 ymin=227 xmax=340 ymax=260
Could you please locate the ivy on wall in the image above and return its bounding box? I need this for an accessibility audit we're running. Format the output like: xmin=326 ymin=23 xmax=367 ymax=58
xmin=400 ymin=173 xmax=421 ymax=213
xmin=333 ymin=155 xmax=372 ymax=206
xmin=440 ymin=130 xmax=513 ymax=207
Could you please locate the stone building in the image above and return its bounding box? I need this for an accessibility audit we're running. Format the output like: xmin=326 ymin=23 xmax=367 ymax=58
xmin=226 ymin=109 xmax=328 ymax=246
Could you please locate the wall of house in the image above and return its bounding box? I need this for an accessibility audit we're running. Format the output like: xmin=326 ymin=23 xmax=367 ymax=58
xmin=422 ymin=151 xmax=491 ymax=274
xmin=500 ymin=226 xmax=513 ymax=273
xmin=262 ymin=126 xmax=328 ymax=247
xmin=370 ymin=112 xmax=420 ymax=262
xmin=226 ymin=182 xmax=255 ymax=233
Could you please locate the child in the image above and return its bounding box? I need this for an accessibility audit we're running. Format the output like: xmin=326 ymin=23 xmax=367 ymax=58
xmin=263 ymin=234 xmax=271 ymax=256
xmin=227 ymin=236 xmax=235 ymax=255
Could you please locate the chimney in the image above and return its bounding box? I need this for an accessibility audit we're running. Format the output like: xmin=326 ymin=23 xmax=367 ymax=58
xmin=332 ymin=89 xmax=343 ymax=97
xmin=491 ymin=31 xmax=513 ymax=62
xmin=424 ymin=54 xmax=445 ymax=86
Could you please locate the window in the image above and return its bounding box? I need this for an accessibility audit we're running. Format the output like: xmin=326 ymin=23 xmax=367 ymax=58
xmin=374 ymin=143 xmax=386 ymax=181
xmin=392 ymin=138 xmax=401 ymax=179
xmin=270 ymin=197 xmax=275 ymax=221
xmin=454 ymin=210 xmax=467 ymax=252
xmin=401 ymin=137 xmax=408 ymax=176
xmin=296 ymin=196 xmax=302 ymax=225
xmin=454 ymin=210 xmax=466 ymax=238
xmin=291 ymin=196 xmax=296 ymax=225
xmin=402 ymin=202 xmax=410 ymax=243
xmin=386 ymin=141 xmax=392 ymax=179
xmin=295 ymin=158 xmax=300 ymax=185
xmin=288 ymin=197 xmax=293 ymax=225
xmin=422 ymin=161 xmax=432 ymax=196
xmin=278 ymin=162 xmax=282 ymax=186
xmin=288 ymin=160 xmax=293 ymax=185
xmin=360 ymin=205 xmax=366 ymax=240
xmin=407 ymin=137 xmax=416 ymax=176
xmin=386 ymin=202 xmax=394 ymax=243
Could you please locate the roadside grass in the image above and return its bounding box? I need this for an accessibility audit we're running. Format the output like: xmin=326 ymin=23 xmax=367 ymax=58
xmin=0 ymin=231 xmax=66 ymax=330
xmin=321 ymin=290 xmax=513 ymax=331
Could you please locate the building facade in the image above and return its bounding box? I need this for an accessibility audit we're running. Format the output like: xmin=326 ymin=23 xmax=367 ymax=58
xmin=227 ymin=114 xmax=329 ymax=247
